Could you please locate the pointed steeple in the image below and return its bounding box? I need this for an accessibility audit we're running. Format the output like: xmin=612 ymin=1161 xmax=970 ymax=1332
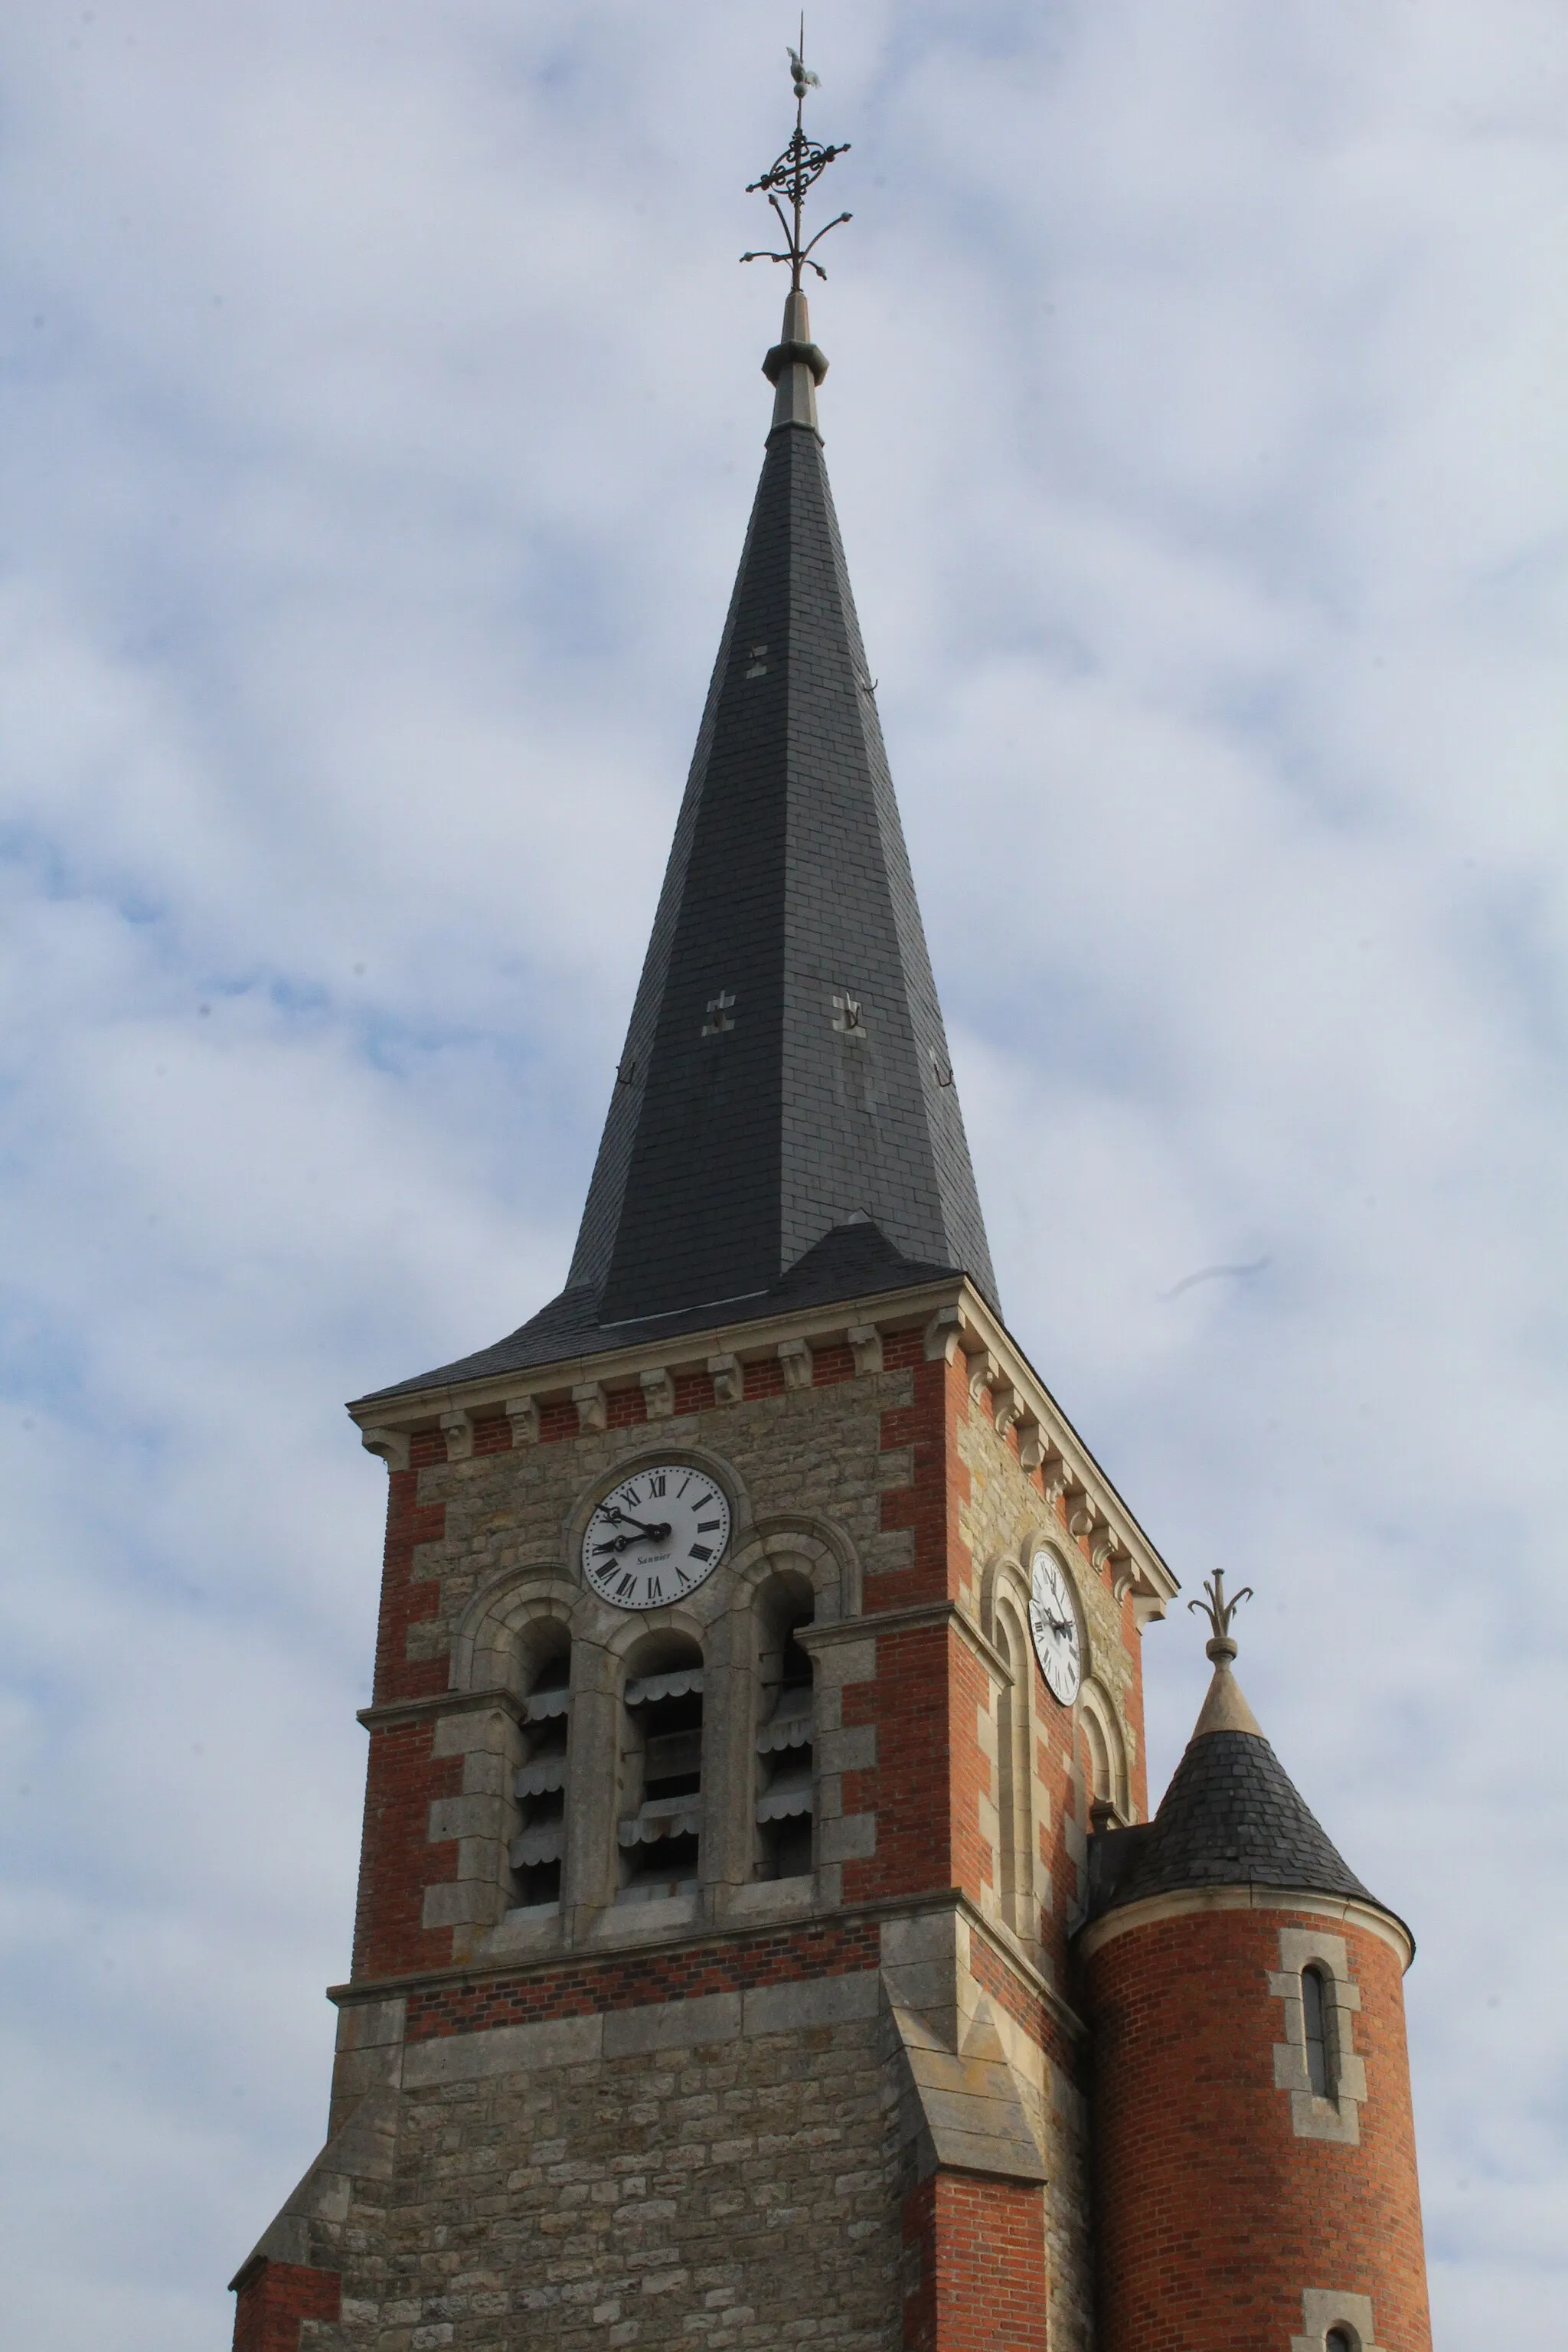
xmin=573 ymin=279 xmax=995 ymax=1334
xmin=1087 ymin=1576 xmax=1400 ymax=1929
xmin=369 ymin=90 xmax=995 ymax=1398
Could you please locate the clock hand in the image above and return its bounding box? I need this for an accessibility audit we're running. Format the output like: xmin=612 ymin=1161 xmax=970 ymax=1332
xmin=601 ymin=1506 xmax=672 ymax=1542
xmin=595 ymin=1524 xmax=674 ymax=1556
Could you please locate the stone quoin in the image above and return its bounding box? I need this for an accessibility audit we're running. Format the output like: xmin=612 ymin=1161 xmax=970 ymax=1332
xmin=228 ymin=56 xmax=1433 ymax=2352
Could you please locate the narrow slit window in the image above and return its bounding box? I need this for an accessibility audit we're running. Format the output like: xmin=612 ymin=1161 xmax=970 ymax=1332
xmin=756 ymin=1588 xmax=815 ymax=1880
xmin=509 ymin=1643 xmax=570 ymax=1911
xmin=1302 ymin=1965 xmax=1334 ymax=2099
xmin=617 ymin=1639 xmax=704 ymax=1903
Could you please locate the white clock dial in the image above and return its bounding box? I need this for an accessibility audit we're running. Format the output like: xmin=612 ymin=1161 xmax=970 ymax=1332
xmin=1028 ymin=1550 xmax=1083 ymax=1706
xmin=581 ymin=1466 xmax=732 ymax=1610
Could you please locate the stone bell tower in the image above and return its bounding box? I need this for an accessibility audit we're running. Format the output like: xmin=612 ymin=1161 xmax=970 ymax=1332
xmin=227 ymin=56 xmax=1431 ymax=2352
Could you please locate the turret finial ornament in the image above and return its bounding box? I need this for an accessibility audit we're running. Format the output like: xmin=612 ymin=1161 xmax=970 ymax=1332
xmin=1189 ymin=1568 xmax=1254 ymax=1664
xmin=741 ymin=21 xmax=852 ymax=289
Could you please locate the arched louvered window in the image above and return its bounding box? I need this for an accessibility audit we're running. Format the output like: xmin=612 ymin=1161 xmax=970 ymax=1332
xmin=617 ymin=1636 xmax=704 ymax=1903
xmin=755 ymin=1579 xmax=815 ymax=1880
xmin=1303 ymin=1964 xmax=1336 ymax=2098
xmin=510 ymin=1636 xmax=571 ymax=1910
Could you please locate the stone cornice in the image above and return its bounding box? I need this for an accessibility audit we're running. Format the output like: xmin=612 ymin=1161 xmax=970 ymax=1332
xmin=350 ymin=1275 xmax=958 ymax=1431
xmin=357 ymin=1686 xmax=516 ymax=1733
xmin=801 ymin=1600 xmax=1012 ymax=1687
xmin=1074 ymin=1883 xmax=1415 ymax=1971
xmin=348 ymin=1274 xmax=1178 ymax=1610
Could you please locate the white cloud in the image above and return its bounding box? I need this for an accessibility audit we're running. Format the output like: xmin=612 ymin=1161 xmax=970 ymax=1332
xmin=1 ymin=2 xmax=1564 ymax=2343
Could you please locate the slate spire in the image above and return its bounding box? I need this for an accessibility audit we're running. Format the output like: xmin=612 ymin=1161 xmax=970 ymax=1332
xmin=1088 ymin=1578 xmax=1400 ymax=1931
xmin=366 ymin=92 xmax=995 ymax=1398
xmin=568 ymin=284 xmax=996 ymax=1334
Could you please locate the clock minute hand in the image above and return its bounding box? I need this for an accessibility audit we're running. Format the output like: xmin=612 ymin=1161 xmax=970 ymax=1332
xmin=602 ymin=1505 xmax=671 ymax=1541
xmin=602 ymin=1505 xmax=677 ymax=1543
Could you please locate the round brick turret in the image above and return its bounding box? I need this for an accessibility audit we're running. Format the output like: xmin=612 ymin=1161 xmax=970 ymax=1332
xmin=1076 ymin=1583 xmax=1432 ymax=2352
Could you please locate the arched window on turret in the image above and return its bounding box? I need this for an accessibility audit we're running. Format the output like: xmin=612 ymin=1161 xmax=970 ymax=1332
xmin=510 ymin=1630 xmax=571 ymax=1912
xmin=617 ymin=1635 xmax=704 ymax=1903
xmin=1303 ymin=1964 xmax=1337 ymax=2099
xmin=1325 ymin=2328 xmax=1357 ymax=2352
xmin=755 ymin=1574 xmax=815 ymax=1880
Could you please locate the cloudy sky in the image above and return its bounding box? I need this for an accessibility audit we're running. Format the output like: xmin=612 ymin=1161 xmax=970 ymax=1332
xmin=2 ymin=2 xmax=1564 ymax=2343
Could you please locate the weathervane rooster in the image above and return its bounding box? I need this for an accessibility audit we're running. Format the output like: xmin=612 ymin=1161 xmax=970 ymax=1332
xmin=741 ymin=21 xmax=851 ymax=289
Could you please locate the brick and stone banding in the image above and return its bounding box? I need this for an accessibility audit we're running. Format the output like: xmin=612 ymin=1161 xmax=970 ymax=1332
xmin=1083 ymin=1900 xmax=1432 ymax=2352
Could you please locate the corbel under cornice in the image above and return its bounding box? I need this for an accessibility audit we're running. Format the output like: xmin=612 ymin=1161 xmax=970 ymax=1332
xmin=347 ymin=1274 xmax=1178 ymax=1612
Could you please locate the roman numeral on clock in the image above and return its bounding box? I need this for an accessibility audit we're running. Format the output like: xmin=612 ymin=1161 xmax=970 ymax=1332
xmin=581 ymin=1465 xmax=731 ymax=1609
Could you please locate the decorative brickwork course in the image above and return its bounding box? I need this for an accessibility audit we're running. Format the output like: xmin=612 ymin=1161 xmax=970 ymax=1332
xmin=1085 ymin=1905 xmax=1432 ymax=2352
xmin=401 ymin=1919 xmax=882 ymax=2040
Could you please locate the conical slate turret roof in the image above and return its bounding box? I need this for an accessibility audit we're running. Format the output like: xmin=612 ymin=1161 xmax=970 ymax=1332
xmin=366 ymin=289 xmax=995 ymax=1400
xmin=1099 ymin=1634 xmax=1387 ymax=1920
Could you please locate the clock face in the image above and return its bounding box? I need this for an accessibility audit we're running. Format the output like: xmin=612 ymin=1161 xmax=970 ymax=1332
xmin=581 ymin=1466 xmax=732 ymax=1610
xmin=1028 ymin=1550 xmax=1083 ymax=1706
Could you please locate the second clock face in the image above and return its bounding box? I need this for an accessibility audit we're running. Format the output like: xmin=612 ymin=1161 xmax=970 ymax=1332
xmin=581 ymin=1465 xmax=732 ymax=1610
xmin=1028 ymin=1550 xmax=1083 ymax=1706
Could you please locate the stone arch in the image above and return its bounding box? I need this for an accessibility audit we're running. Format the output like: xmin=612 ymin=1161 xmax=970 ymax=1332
xmin=1077 ymin=1674 xmax=1129 ymax=1821
xmin=979 ymin=1549 xmax=1028 ymax=1651
xmin=449 ymin=1566 xmax=581 ymax=1698
xmin=606 ymin=1613 xmax=710 ymax=1905
xmin=725 ymin=1514 xmax=861 ymax=1625
xmin=991 ymin=1573 xmax=1038 ymax=1945
xmin=749 ymin=1565 xmax=819 ymax=1883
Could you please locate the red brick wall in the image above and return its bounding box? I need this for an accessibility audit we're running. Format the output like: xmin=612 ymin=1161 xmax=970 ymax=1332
xmin=231 ymin=2259 xmax=340 ymax=2352
xmin=1085 ymin=1906 xmax=1432 ymax=2352
xmin=372 ymin=1467 xmax=446 ymax=1705
xmin=351 ymin=1718 xmax=463 ymax=1979
xmin=876 ymin=1351 xmax=968 ymax=1612
xmin=400 ymin=1913 xmax=882 ymax=2037
xmin=969 ymin=1929 xmax=1084 ymax=2089
xmin=902 ymin=2173 xmax=1050 ymax=2352
xmin=841 ymin=1622 xmax=954 ymax=1904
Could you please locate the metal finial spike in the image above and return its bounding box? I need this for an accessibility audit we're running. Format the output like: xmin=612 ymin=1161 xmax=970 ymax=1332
xmin=1188 ymin=1569 xmax=1254 ymax=1663
xmin=741 ymin=32 xmax=851 ymax=292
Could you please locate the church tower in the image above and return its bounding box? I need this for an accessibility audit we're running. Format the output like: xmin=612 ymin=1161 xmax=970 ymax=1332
xmin=229 ymin=60 xmax=1431 ymax=2352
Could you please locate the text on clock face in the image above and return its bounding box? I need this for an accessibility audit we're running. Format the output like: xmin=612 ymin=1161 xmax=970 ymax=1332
xmin=581 ymin=1466 xmax=733 ymax=1609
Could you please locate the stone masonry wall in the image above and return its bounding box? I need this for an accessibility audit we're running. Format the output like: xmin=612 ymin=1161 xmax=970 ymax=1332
xmin=303 ymin=2000 xmax=903 ymax=2352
